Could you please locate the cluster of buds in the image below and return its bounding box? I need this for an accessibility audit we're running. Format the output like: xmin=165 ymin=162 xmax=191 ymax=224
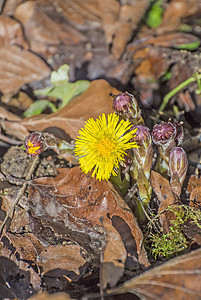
xmin=24 ymin=131 xmax=76 ymax=164
xmin=152 ymin=121 xmax=187 ymax=197
xmin=113 ymin=92 xmax=144 ymax=125
xmin=112 ymin=92 xmax=189 ymax=221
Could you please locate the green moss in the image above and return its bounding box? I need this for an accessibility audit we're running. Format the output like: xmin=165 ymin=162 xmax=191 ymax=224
xmin=146 ymin=204 xmax=201 ymax=259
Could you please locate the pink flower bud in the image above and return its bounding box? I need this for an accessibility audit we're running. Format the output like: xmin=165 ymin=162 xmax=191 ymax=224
xmin=113 ymin=92 xmax=133 ymax=113
xmin=152 ymin=122 xmax=176 ymax=146
xmin=113 ymin=92 xmax=144 ymax=124
xmin=169 ymin=147 xmax=188 ymax=197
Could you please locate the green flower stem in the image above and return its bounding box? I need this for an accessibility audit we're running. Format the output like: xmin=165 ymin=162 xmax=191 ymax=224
xmin=110 ymin=168 xmax=130 ymax=197
xmin=159 ymin=76 xmax=196 ymax=113
xmin=135 ymin=199 xmax=147 ymax=224
xmin=158 ymin=72 xmax=201 ymax=115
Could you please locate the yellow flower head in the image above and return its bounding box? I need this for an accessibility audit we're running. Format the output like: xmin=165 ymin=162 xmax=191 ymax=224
xmin=74 ymin=113 xmax=137 ymax=181
xmin=24 ymin=132 xmax=46 ymax=157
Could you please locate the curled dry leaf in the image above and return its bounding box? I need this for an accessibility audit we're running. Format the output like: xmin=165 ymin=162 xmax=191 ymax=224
xmin=29 ymin=292 xmax=72 ymax=300
xmin=150 ymin=171 xmax=176 ymax=233
xmin=0 ymin=45 xmax=50 ymax=94
xmin=1 ymin=0 xmax=23 ymax=15
xmin=0 ymin=16 xmax=28 ymax=48
xmin=107 ymin=247 xmax=201 ymax=300
xmin=0 ymin=255 xmax=38 ymax=298
xmin=101 ymin=220 xmax=127 ymax=289
xmin=0 ymin=107 xmax=29 ymax=140
xmin=14 ymin=0 xmax=86 ymax=56
xmin=132 ymin=47 xmax=172 ymax=84
xmin=156 ymin=0 xmax=201 ymax=34
xmin=0 ymin=232 xmax=43 ymax=293
xmin=187 ymin=175 xmax=201 ymax=205
xmin=28 ymin=166 xmax=149 ymax=268
xmin=20 ymin=80 xmax=119 ymax=139
xmin=111 ymin=0 xmax=149 ymax=59
xmin=38 ymin=244 xmax=90 ymax=276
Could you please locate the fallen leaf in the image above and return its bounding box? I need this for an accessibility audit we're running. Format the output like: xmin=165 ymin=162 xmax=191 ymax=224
xmin=38 ymin=244 xmax=90 ymax=276
xmin=101 ymin=220 xmax=127 ymax=289
xmin=106 ymin=247 xmax=201 ymax=300
xmin=150 ymin=171 xmax=176 ymax=233
xmin=20 ymin=80 xmax=119 ymax=139
xmin=187 ymin=175 xmax=201 ymax=205
xmin=29 ymin=292 xmax=73 ymax=300
xmin=0 ymin=45 xmax=50 ymax=93
xmin=0 ymin=15 xmax=28 ymax=48
xmin=28 ymin=166 xmax=149 ymax=268
xmin=111 ymin=0 xmax=149 ymax=59
xmin=156 ymin=0 xmax=201 ymax=35
xmin=1 ymin=0 xmax=23 ymax=15
xmin=1 ymin=91 xmax=34 ymax=111
xmin=14 ymin=0 xmax=86 ymax=56
xmin=0 ymin=256 xmax=37 ymax=299
xmin=178 ymin=90 xmax=196 ymax=112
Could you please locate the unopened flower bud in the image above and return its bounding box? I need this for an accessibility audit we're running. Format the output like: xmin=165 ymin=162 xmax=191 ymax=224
xmin=113 ymin=92 xmax=144 ymax=124
xmin=152 ymin=122 xmax=176 ymax=146
xmin=169 ymin=147 xmax=188 ymax=197
xmin=132 ymin=125 xmax=152 ymax=149
xmin=130 ymin=125 xmax=153 ymax=207
xmin=152 ymin=121 xmax=185 ymax=172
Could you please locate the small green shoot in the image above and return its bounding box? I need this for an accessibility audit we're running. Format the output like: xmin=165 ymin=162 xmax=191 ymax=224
xmin=174 ymin=41 xmax=200 ymax=51
xmin=158 ymin=71 xmax=201 ymax=113
xmin=146 ymin=1 xmax=163 ymax=28
xmin=23 ymin=100 xmax=57 ymax=117
xmin=34 ymin=64 xmax=90 ymax=109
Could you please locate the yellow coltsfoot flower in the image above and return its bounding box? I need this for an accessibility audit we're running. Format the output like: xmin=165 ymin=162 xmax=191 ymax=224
xmin=74 ymin=113 xmax=137 ymax=181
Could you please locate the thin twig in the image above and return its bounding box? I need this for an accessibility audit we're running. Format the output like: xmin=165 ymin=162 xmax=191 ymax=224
xmin=0 ymin=133 xmax=22 ymax=145
xmin=0 ymin=156 xmax=39 ymax=237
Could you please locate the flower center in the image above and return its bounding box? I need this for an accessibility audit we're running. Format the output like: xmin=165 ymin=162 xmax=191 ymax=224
xmin=27 ymin=140 xmax=40 ymax=155
xmin=95 ymin=137 xmax=115 ymax=158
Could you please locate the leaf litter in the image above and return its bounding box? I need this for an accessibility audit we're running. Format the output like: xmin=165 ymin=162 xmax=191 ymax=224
xmin=0 ymin=0 xmax=201 ymax=299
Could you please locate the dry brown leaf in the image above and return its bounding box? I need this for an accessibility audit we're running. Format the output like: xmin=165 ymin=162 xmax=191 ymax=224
xmin=1 ymin=91 xmax=34 ymax=111
xmin=0 ymin=232 xmax=43 ymax=292
xmin=187 ymin=175 xmax=201 ymax=205
xmin=29 ymin=292 xmax=73 ymax=300
xmin=0 ymin=15 xmax=28 ymax=48
xmin=111 ymin=0 xmax=149 ymax=59
xmin=28 ymin=166 xmax=149 ymax=268
xmin=20 ymin=80 xmax=119 ymax=139
xmin=101 ymin=220 xmax=127 ymax=289
xmin=130 ymin=33 xmax=199 ymax=50
xmin=0 ymin=45 xmax=50 ymax=94
xmin=1 ymin=0 xmax=23 ymax=15
xmin=14 ymin=0 xmax=86 ymax=56
xmin=178 ymin=90 xmax=196 ymax=111
xmin=3 ymin=232 xmax=43 ymax=262
xmin=156 ymin=0 xmax=201 ymax=35
xmin=187 ymin=175 xmax=201 ymax=194
xmin=0 ymin=104 xmax=28 ymax=142
xmin=107 ymin=247 xmax=201 ymax=300
xmin=150 ymin=171 xmax=176 ymax=233
xmin=133 ymin=47 xmax=171 ymax=82
xmin=38 ymin=244 xmax=89 ymax=275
